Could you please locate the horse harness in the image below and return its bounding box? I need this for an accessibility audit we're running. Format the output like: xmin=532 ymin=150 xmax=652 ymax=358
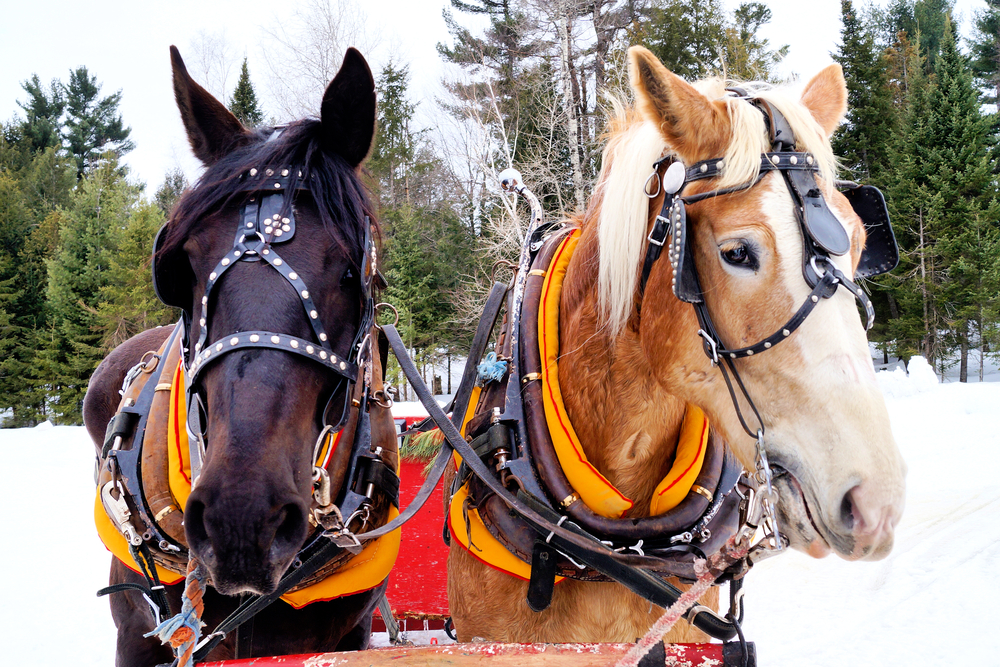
xmin=383 ymin=99 xmax=899 ymax=642
xmin=97 ymin=162 xmax=401 ymax=660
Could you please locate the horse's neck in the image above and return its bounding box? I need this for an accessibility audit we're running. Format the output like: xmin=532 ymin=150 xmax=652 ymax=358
xmin=556 ymin=228 xmax=687 ymax=517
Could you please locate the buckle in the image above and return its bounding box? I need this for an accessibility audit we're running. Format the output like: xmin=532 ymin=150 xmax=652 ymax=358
xmin=648 ymin=216 xmax=669 ymax=246
xmin=698 ymin=329 xmax=720 ymax=365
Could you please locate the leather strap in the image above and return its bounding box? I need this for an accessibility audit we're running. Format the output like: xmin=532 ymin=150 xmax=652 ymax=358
xmin=527 ymin=541 xmax=558 ymax=612
xmin=379 ymin=323 xmax=740 ymax=641
xmin=449 ymin=281 xmax=509 ymax=432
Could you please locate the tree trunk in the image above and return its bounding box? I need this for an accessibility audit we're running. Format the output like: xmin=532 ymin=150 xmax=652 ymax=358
xmin=959 ymin=321 xmax=968 ymax=383
xmin=447 ymin=352 xmax=452 ymax=394
xmin=979 ymin=317 xmax=985 ymax=382
xmin=918 ymin=210 xmax=931 ymax=359
xmin=557 ymin=1 xmax=586 ymax=211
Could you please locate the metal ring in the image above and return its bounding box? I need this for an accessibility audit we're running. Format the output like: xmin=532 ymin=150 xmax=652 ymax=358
xmin=139 ymin=351 xmax=160 ymax=374
xmin=690 ymin=484 xmax=714 ymax=503
xmin=644 ymin=170 xmax=661 ymax=198
xmin=371 ymin=389 xmax=394 ymax=409
xmin=374 ymin=302 xmax=399 ymax=327
xmin=491 ymin=259 xmax=517 ymax=284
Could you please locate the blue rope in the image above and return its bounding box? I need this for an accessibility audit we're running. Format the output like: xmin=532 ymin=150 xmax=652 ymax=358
xmin=476 ymin=352 xmax=508 ymax=384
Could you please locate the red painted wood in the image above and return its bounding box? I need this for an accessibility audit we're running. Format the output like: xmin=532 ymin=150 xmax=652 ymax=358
xmin=200 ymin=642 xmax=726 ymax=666
xmin=379 ymin=458 xmax=450 ymax=620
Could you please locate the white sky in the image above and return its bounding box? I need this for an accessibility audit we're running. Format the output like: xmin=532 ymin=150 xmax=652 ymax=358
xmin=0 ymin=0 xmax=983 ymax=190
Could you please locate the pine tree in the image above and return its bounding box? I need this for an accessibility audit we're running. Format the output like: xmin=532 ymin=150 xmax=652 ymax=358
xmin=96 ymin=201 xmax=177 ymax=349
xmin=885 ymin=19 xmax=999 ymax=377
xmin=719 ymin=2 xmax=790 ymax=82
xmin=17 ymin=75 xmax=65 ymax=154
xmin=833 ymin=0 xmax=897 ymax=184
xmin=0 ymin=174 xmax=34 ymax=425
xmin=370 ymin=63 xmax=419 ymax=208
xmin=44 ymin=158 xmax=139 ymax=422
xmin=228 ymin=58 xmax=265 ymax=127
xmin=155 ymin=168 xmax=189 ymax=216
xmin=642 ymin=0 xmax=728 ymax=79
xmin=927 ymin=23 xmax=999 ymax=380
xmin=969 ymin=0 xmax=1000 ymax=104
xmin=885 ymin=0 xmax=956 ymax=71
xmin=62 ymin=67 xmax=134 ymax=177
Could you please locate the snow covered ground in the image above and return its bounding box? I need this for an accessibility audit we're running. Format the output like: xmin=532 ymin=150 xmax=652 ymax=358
xmin=1 ymin=357 xmax=997 ymax=666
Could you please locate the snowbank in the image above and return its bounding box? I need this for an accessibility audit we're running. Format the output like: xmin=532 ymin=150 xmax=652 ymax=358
xmin=3 ymin=372 xmax=997 ymax=666
xmin=875 ymin=355 xmax=939 ymax=398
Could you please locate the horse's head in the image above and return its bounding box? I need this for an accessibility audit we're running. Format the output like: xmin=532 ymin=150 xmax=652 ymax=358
xmin=608 ymin=47 xmax=905 ymax=562
xmin=156 ymin=46 xmax=378 ymax=594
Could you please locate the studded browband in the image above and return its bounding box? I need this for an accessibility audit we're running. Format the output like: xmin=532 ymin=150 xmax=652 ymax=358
xmin=640 ymin=153 xmax=875 ymax=364
xmin=184 ymin=165 xmax=374 ymax=390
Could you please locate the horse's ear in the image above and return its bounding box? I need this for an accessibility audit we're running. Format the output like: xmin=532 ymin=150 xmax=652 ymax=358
xmin=320 ymin=48 xmax=376 ymax=168
xmin=170 ymin=45 xmax=251 ymax=166
xmin=800 ymin=64 xmax=847 ymax=138
xmin=628 ymin=46 xmax=725 ymax=162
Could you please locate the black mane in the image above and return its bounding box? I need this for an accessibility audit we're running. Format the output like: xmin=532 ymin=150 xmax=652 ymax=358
xmin=161 ymin=119 xmax=377 ymax=265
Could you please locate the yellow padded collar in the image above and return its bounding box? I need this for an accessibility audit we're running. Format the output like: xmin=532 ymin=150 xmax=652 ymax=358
xmin=95 ymin=357 xmax=399 ymax=607
xmin=538 ymin=229 xmax=709 ymax=518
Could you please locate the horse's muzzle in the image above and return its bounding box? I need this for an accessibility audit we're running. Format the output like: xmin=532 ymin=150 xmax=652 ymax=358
xmin=773 ymin=470 xmax=902 ymax=562
xmin=184 ymin=485 xmax=309 ymax=595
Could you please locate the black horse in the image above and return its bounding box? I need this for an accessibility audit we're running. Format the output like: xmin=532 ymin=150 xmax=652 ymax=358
xmin=84 ymin=46 xmax=395 ymax=665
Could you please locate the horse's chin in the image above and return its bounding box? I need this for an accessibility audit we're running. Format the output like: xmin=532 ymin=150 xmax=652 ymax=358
xmin=772 ymin=472 xmax=832 ymax=559
xmin=194 ymin=547 xmax=287 ymax=597
xmin=208 ymin=570 xmax=283 ymax=597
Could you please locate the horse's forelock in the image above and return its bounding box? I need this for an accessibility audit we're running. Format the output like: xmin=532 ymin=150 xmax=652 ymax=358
xmin=160 ymin=120 xmax=376 ymax=268
xmin=595 ymin=78 xmax=839 ymax=336
xmin=596 ymin=103 xmax=667 ymax=336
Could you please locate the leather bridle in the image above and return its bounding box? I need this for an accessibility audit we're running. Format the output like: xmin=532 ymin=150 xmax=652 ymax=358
xmin=153 ymin=163 xmax=379 ymax=472
xmin=638 ymin=96 xmax=885 ymax=441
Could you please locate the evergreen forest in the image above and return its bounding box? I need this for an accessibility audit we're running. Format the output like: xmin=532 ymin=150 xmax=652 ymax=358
xmin=2 ymin=0 xmax=999 ymax=426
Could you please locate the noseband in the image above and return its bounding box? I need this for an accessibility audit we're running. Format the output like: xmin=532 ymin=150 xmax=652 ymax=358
xmin=638 ymin=95 xmax=897 ymax=441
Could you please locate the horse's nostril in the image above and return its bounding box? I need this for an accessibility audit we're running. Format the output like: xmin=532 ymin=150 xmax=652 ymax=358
xmin=274 ymin=502 xmax=307 ymax=551
xmin=185 ymin=498 xmax=208 ymax=543
xmin=840 ymin=491 xmax=855 ymax=532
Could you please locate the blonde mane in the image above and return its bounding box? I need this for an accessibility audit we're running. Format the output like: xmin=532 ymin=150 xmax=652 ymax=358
xmin=596 ymin=78 xmax=839 ymax=336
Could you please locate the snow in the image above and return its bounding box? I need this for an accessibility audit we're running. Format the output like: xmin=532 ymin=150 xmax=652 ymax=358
xmin=2 ymin=357 xmax=997 ymax=666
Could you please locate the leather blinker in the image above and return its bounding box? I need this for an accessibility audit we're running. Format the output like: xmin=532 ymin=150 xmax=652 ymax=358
xmin=841 ymin=184 xmax=899 ymax=279
xmin=667 ymin=198 xmax=704 ymax=304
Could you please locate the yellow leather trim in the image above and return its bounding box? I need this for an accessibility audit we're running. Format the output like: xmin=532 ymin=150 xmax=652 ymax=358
xmin=462 ymin=386 xmax=482 ymax=438
xmin=94 ymin=490 xmax=184 ymax=585
xmin=650 ymin=405 xmax=710 ymax=515
xmin=538 ymin=230 xmax=709 ymax=518
xmin=280 ymin=506 xmax=401 ymax=609
xmin=451 ymin=385 xmax=482 ymax=471
xmin=449 ymin=482 xmax=563 ymax=583
xmin=166 ymin=360 xmax=192 ymax=512
xmin=539 ymin=230 xmax=633 ymax=518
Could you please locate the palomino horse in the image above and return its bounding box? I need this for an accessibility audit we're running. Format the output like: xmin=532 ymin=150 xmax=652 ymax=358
xmin=446 ymin=46 xmax=906 ymax=643
xmin=84 ymin=47 xmax=399 ymax=664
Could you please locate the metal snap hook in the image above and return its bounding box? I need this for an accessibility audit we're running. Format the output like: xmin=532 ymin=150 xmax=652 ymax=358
xmin=491 ymin=259 xmax=518 ymax=285
xmin=698 ymin=329 xmax=720 ymax=365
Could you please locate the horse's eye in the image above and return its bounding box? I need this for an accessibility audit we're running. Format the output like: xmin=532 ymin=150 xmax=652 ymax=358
xmin=341 ymin=267 xmax=354 ymax=285
xmin=720 ymin=242 xmax=758 ymax=270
